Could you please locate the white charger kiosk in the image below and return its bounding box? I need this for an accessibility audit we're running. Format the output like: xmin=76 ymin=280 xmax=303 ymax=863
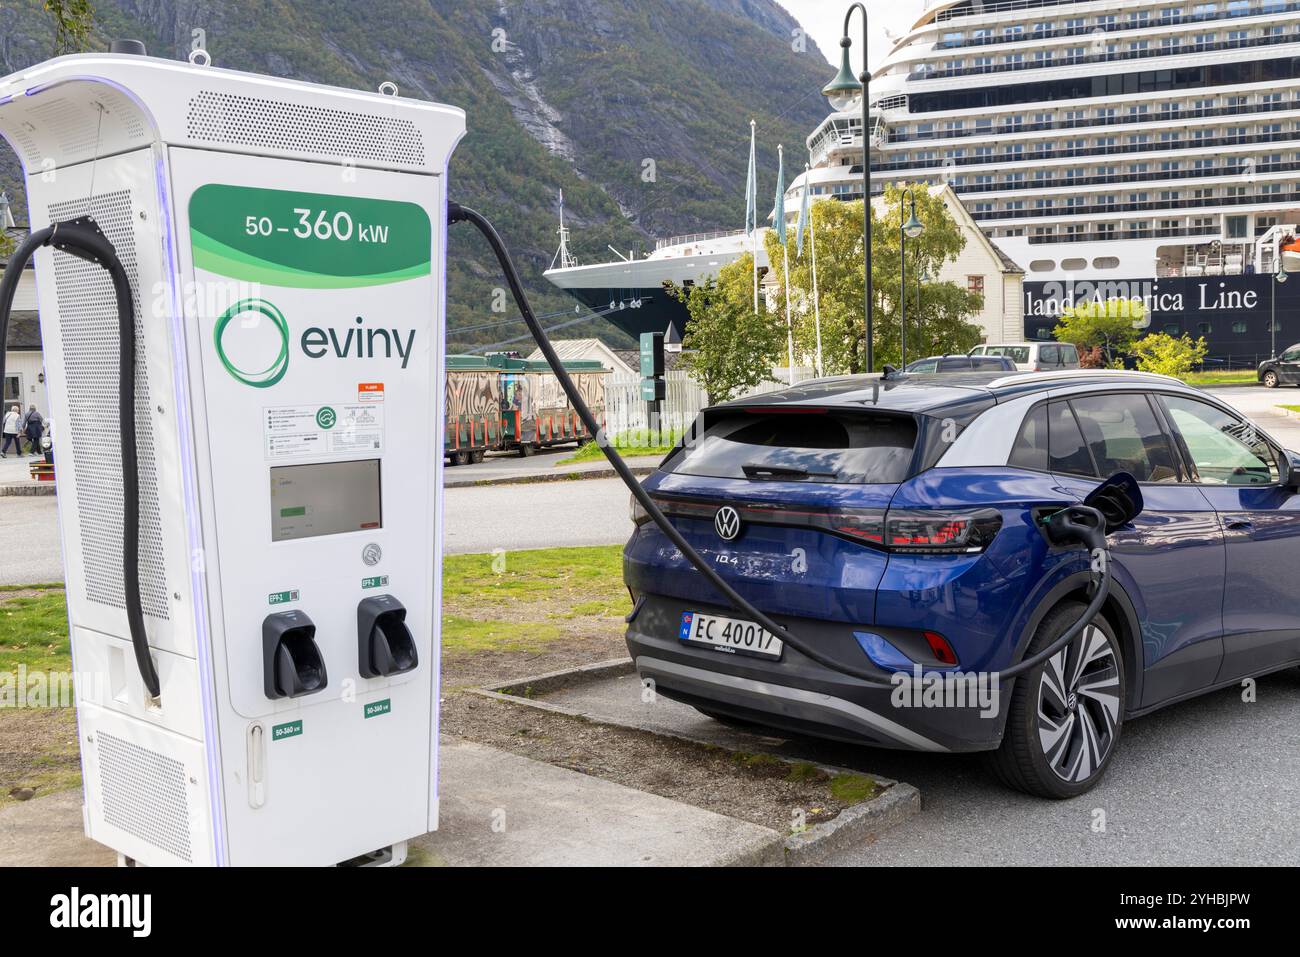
xmin=0 ymin=51 xmax=463 ymax=865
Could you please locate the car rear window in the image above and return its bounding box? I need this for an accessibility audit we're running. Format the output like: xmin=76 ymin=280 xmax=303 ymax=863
xmin=994 ymin=346 xmax=1030 ymax=364
xmin=665 ymin=410 xmax=918 ymax=485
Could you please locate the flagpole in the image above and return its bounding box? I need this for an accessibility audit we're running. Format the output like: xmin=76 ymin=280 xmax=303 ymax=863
xmin=749 ymin=120 xmax=758 ymax=314
xmin=780 ymin=145 xmax=795 ymax=385
xmin=810 ymin=198 xmax=823 ymax=378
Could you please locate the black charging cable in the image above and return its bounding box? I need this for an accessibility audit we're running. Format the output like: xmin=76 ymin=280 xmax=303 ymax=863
xmin=450 ymin=201 xmax=1112 ymax=689
xmin=0 ymin=217 xmax=160 ymax=700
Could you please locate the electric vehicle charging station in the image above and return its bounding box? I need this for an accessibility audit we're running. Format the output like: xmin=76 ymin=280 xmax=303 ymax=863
xmin=0 ymin=51 xmax=464 ymax=866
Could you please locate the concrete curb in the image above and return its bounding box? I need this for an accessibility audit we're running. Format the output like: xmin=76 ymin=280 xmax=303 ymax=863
xmin=0 ymin=482 xmax=55 ymax=497
xmin=443 ymin=466 xmax=654 ymax=489
xmin=783 ymin=781 xmax=920 ymax=866
xmin=475 ymin=658 xmax=922 ymax=866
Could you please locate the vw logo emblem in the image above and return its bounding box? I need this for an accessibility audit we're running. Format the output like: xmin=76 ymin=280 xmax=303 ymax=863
xmin=714 ymin=506 xmax=742 ymax=542
xmin=1066 ymin=692 xmax=1078 ymax=713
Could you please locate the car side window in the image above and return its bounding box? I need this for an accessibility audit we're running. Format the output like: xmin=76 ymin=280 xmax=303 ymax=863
xmin=1160 ymin=395 xmax=1279 ymax=486
xmin=1009 ymin=404 xmax=1049 ymax=471
xmin=1069 ymin=393 xmax=1181 ymax=483
xmin=910 ymin=359 xmax=937 ymax=373
xmin=937 ymin=358 xmax=969 ymax=372
xmin=1047 ymin=400 xmax=1096 ymax=476
xmin=1280 ymin=348 xmax=1300 ymax=362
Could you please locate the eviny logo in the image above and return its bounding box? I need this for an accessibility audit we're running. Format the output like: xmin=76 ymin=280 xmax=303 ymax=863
xmin=214 ymin=297 xmax=290 ymax=388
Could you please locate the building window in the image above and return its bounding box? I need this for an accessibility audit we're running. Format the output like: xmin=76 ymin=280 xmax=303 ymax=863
xmin=968 ymin=275 xmax=985 ymax=296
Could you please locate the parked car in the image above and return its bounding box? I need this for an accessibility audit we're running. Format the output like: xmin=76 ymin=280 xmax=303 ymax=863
xmin=1257 ymin=344 xmax=1300 ymax=388
xmin=903 ymin=354 xmax=1014 ymax=373
xmin=624 ymin=369 xmax=1300 ymax=797
xmin=970 ymin=341 xmax=1081 ymax=372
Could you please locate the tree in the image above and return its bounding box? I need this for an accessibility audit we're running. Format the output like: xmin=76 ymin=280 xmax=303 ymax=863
xmin=765 ymin=184 xmax=983 ymax=373
xmin=1053 ymin=299 xmax=1144 ymax=363
xmin=44 ymin=0 xmax=95 ymax=56
xmin=671 ymin=252 xmax=784 ymax=403
xmin=1132 ymin=332 xmax=1208 ymax=377
xmin=0 ymin=232 xmax=14 ymax=261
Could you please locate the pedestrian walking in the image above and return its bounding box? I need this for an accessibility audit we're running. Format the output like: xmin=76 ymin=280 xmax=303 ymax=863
xmin=1 ymin=404 xmax=21 ymax=457
xmin=21 ymin=404 xmax=44 ymax=457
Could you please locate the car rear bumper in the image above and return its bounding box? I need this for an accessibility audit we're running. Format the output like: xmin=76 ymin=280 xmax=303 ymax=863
xmin=626 ymin=594 xmax=1009 ymax=753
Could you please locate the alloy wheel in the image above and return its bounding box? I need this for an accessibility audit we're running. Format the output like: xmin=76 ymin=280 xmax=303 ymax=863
xmin=1036 ymin=625 xmax=1121 ymax=784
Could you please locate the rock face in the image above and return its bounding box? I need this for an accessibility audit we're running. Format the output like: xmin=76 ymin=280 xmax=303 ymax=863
xmin=0 ymin=0 xmax=830 ymax=347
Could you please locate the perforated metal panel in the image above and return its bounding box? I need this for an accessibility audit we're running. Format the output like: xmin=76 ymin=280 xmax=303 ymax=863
xmin=49 ymin=190 xmax=169 ymax=620
xmin=96 ymin=730 xmax=193 ymax=863
xmin=186 ymin=91 xmax=425 ymax=166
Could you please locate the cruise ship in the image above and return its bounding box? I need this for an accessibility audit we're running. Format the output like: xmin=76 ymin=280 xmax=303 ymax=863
xmin=547 ymin=0 xmax=1300 ymax=361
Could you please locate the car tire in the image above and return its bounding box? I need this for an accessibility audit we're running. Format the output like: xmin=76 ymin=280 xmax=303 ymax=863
xmin=447 ymin=451 xmax=466 ymax=467
xmin=1263 ymin=370 xmax=1279 ymax=388
xmin=470 ymin=450 xmax=485 ymax=464
xmin=988 ymin=601 xmax=1125 ymax=799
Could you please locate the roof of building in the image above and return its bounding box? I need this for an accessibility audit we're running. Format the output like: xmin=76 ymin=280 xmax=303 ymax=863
xmin=525 ymin=337 xmax=636 ymax=375
xmin=3 ymin=311 xmax=40 ymax=350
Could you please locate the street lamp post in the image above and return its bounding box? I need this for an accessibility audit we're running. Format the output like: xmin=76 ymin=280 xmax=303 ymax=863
xmin=899 ymin=188 xmax=924 ymax=370
xmin=823 ymin=3 xmax=873 ymax=371
xmin=1274 ymin=266 xmax=1288 ymax=358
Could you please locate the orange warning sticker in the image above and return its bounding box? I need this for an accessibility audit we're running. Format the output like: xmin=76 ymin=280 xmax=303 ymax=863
xmin=358 ymin=382 xmax=385 ymax=403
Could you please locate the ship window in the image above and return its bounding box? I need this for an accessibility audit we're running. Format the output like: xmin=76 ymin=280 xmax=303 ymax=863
xmin=1093 ymin=257 xmax=1121 ymax=269
xmin=1232 ymin=321 xmax=1248 ymax=334
xmin=1062 ymin=258 xmax=1088 ymax=270
xmin=1030 ymin=260 xmax=1056 ymax=272
xmin=1198 ymin=322 xmax=1212 ymax=334
xmin=1163 ymin=324 xmax=1182 ymax=335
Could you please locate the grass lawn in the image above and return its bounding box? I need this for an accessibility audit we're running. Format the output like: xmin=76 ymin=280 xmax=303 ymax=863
xmin=1179 ymin=370 xmax=1258 ymax=386
xmin=558 ymin=429 xmax=681 ymax=464
xmin=0 ymin=585 xmax=79 ymax=808
xmin=0 ymin=546 xmax=632 ymax=805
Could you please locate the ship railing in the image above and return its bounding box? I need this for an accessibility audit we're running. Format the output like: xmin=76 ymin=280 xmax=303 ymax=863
xmin=874 ymin=128 xmax=1300 ymax=175
xmin=885 ymin=100 xmax=1297 ymax=145
xmin=910 ymin=32 xmax=1300 ymax=81
xmin=1028 ymin=227 xmax=1219 ymax=246
xmin=934 ymin=2 xmax=1300 ymax=48
xmin=654 ymin=229 xmax=748 ymax=251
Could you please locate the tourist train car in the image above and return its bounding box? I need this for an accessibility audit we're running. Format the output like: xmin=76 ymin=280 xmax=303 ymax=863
xmin=488 ymin=354 xmax=608 ymax=456
xmin=444 ymin=355 xmax=608 ymax=464
xmin=445 ymin=355 xmax=502 ymax=465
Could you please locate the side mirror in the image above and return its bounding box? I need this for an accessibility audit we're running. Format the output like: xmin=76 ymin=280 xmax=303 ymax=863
xmin=1283 ymin=450 xmax=1300 ymax=490
xmin=1084 ymin=471 xmax=1144 ymax=532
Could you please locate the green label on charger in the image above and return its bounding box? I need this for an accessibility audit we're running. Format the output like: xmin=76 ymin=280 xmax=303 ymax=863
xmin=268 ymin=589 xmax=300 ymax=605
xmin=364 ymin=699 xmax=392 ymax=719
xmin=189 ymin=184 xmax=432 ymax=289
xmin=272 ymin=720 xmax=304 ymax=740
xmin=362 ymin=576 xmax=389 ymax=589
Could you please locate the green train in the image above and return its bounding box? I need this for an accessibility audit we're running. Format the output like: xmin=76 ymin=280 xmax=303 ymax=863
xmin=444 ymin=354 xmax=609 ymax=465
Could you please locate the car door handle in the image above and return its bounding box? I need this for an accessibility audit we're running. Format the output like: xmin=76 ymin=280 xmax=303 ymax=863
xmin=1226 ymin=519 xmax=1254 ymax=531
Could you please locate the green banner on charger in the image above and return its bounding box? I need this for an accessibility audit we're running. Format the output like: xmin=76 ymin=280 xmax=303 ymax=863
xmin=189 ymin=184 xmax=431 ymax=289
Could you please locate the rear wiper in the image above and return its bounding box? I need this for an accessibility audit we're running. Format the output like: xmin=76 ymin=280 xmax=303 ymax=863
xmin=741 ymin=462 xmax=836 ymax=481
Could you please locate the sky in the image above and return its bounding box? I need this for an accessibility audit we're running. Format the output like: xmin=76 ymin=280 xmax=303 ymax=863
xmin=775 ymin=0 xmax=930 ymax=69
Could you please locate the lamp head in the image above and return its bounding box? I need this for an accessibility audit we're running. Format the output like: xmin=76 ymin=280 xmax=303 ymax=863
xmin=823 ymin=37 xmax=863 ymax=113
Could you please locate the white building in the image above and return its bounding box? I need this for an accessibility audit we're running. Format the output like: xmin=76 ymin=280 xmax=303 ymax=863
xmin=1 ymin=222 xmax=48 ymax=417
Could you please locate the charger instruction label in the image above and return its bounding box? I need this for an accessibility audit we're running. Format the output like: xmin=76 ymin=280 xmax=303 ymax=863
xmin=265 ymin=403 xmax=384 ymax=459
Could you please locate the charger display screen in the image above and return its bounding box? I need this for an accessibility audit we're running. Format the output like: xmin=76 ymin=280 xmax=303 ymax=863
xmin=270 ymin=459 xmax=382 ymax=542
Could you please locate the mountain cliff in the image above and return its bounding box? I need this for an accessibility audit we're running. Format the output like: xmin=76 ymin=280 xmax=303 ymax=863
xmin=0 ymin=0 xmax=832 ymax=347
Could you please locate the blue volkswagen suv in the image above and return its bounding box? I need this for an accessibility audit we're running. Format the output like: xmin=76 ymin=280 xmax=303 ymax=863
xmin=624 ymin=370 xmax=1300 ymax=797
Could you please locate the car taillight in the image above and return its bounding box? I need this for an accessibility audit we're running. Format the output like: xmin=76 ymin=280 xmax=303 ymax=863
xmin=630 ymin=494 xmax=651 ymax=526
xmin=885 ymin=508 xmax=1002 ymax=554
xmin=647 ymin=495 xmax=1001 ymax=554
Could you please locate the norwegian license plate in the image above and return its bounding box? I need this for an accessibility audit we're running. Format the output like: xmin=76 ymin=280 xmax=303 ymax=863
xmin=679 ymin=611 xmax=783 ymax=660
